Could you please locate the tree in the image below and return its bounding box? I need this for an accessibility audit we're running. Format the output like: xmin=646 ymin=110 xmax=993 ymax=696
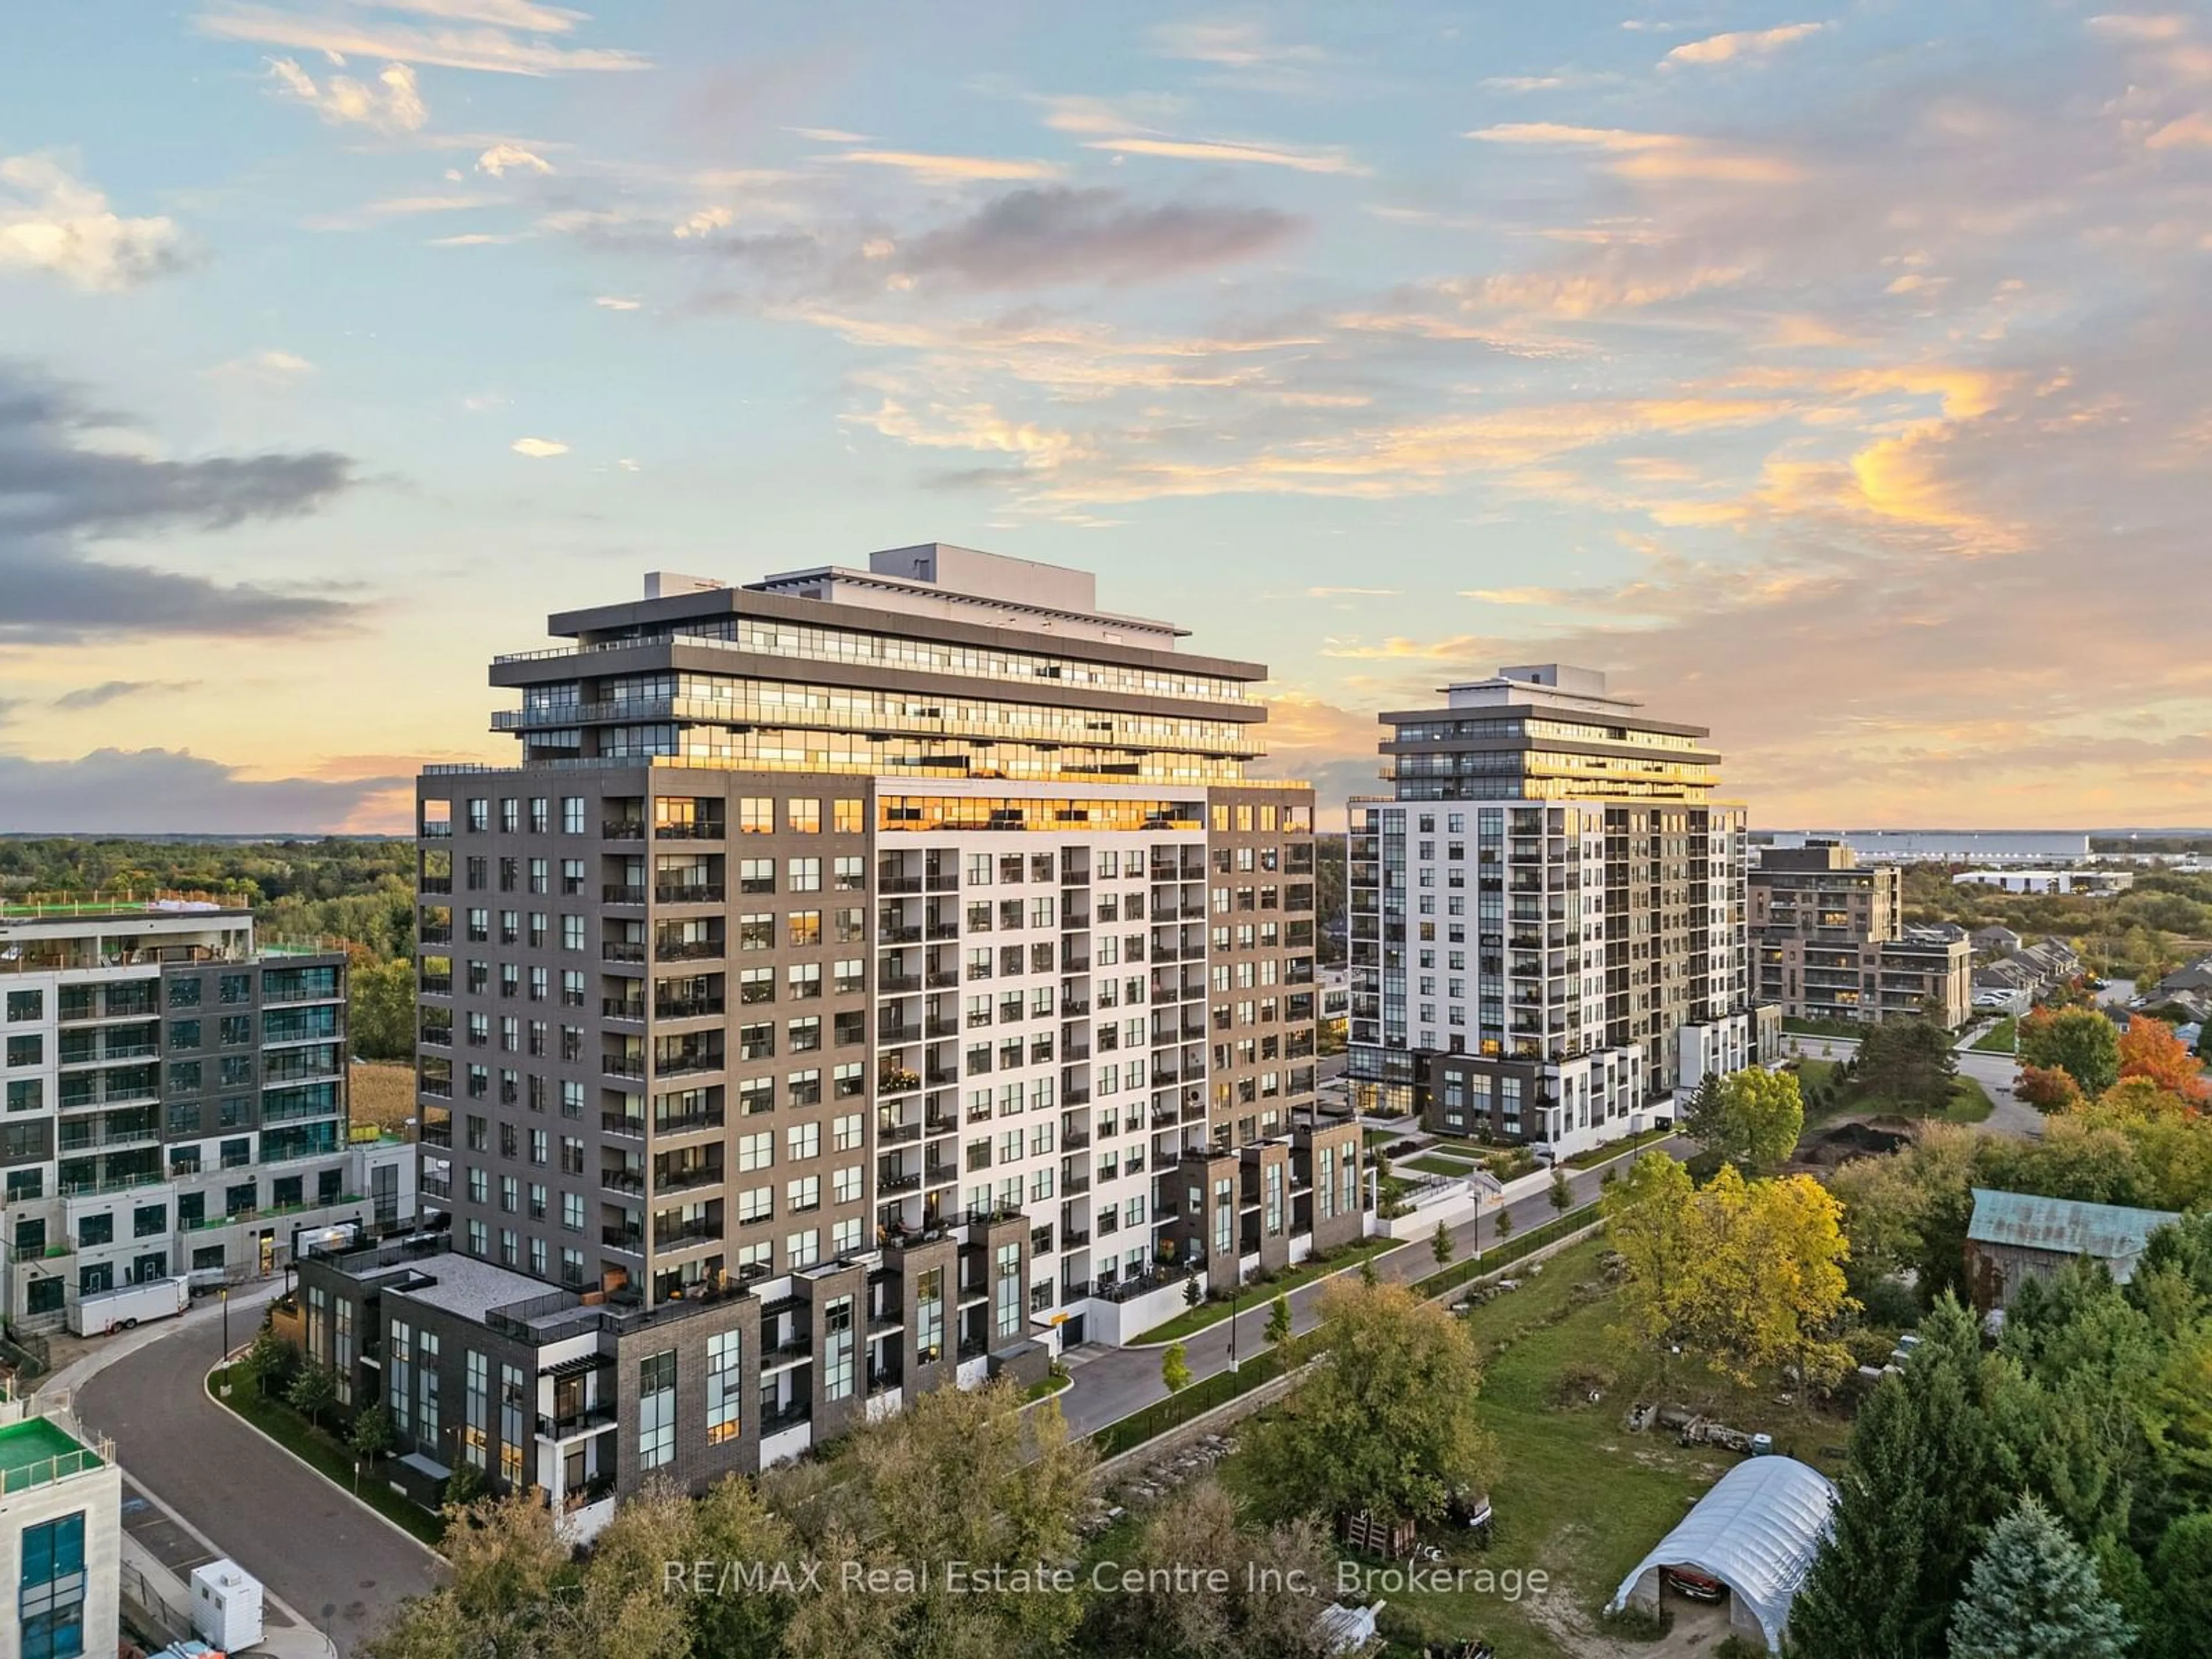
xmin=349 ymin=956 xmax=416 ymax=1062
xmin=1681 ymin=1067 xmax=1805 ymax=1171
xmin=1431 ymin=1221 xmax=1454 ymax=1271
xmin=1184 ymin=1272 xmax=1202 ymax=1310
xmin=359 ymin=1491 xmax=582 ymax=1659
xmin=2118 ymin=1016 xmax=2210 ymax=1104
xmin=349 ymin=1402 xmax=396 ymax=1463
xmin=1949 ymin=1495 xmax=2134 ymax=1659
xmin=237 ymin=1325 xmax=296 ymax=1396
xmin=1265 ymin=1294 xmax=1292 ymax=1348
xmin=441 ymin=1459 xmax=486 ymax=1506
xmin=1493 ymin=1206 xmax=1514 ymax=1243
xmin=1791 ymin=1299 xmax=2006 ymax=1659
xmin=588 ymin=1475 xmax=800 ymax=1659
xmin=2018 ymin=1063 xmax=2087 ymax=1114
xmin=1163 ymin=1341 xmax=1192 ymax=1394
xmin=2020 ymin=1006 xmax=2123 ymax=1097
xmin=286 ymin=1361 xmax=337 ymax=1431
xmin=1080 ymin=1480 xmax=1338 ymax=1659
xmin=1856 ymin=1018 xmax=1960 ymax=1113
xmin=1242 ymin=1278 xmax=1494 ymax=1527
xmin=1357 ymin=1256 xmax=1378 ymax=1288
xmin=2147 ymin=1512 xmax=2212 ymax=1659
xmin=773 ymin=1378 xmax=1093 ymax=1659
xmin=1547 ymin=1166 xmax=1573 ymax=1214
xmin=1729 ymin=1171 xmax=1855 ymax=1394
xmin=1602 ymin=1152 xmax=1699 ymax=1380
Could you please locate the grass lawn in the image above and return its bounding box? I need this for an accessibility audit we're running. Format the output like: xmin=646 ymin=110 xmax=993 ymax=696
xmin=1970 ymin=1016 xmax=2019 ymax=1053
xmin=1406 ymin=1154 xmax=1476 ymax=1177
xmin=1024 ymin=1369 xmax=1073 ymax=1403
xmin=1940 ymin=1075 xmax=1994 ymax=1123
xmin=209 ymin=1365 xmax=445 ymax=1546
xmin=1562 ymin=1128 xmax=1664 ymax=1171
xmin=1131 ymin=1238 xmax=1398 ymax=1344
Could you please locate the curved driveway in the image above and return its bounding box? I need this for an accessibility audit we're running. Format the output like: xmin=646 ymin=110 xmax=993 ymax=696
xmin=73 ymin=1301 xmax=441 ymax=1655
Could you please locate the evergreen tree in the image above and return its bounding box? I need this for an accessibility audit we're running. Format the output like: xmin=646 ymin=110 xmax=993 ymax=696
xmin=2146 ymin=1512 xmax=2212 ymax=1659
xmin=1791 ymin=1298 xmax=2004 ymax=1658
xmin=1949 ymin=1495 xmax=2134 ymax=1659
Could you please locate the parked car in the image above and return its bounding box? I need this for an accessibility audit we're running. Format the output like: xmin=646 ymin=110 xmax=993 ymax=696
xmin=1661 ymin=1565 xmax=1726 ymax=1602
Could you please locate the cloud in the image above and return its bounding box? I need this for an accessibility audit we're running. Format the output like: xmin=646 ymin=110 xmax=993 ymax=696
xmin=1662 ymin=22 xmax=1828 ymax=66
xmin=0 ymin=748 xmax=406 ymax=834
xmin=0 ymin=155 xmax=188 ymax=291
xmin=2085 ymin=14 xmax=2193 ymax=43
xmin=51 ymin=680 xmax=199 ymax=711
xmin=0 ymin=361 xmax=358 ymax=642
xmin=1305 ymin=586 xmax=1401 ymax=598
xmin=1465 ymin=123 xmax=1797 ymax=183
xmin=265 ymin=56 xmax=427 ymax=131
xmin=1077 ymin=135 xmax=1367 ymax=175
xmin=209 ymin=348 xmax=316 ymax=384
xmin=1146 ymin=18 xmax=1325 ymax=69
xmin=891 ymin=186 xmax=1304 ymax=290
xmin=194 ymin=3 xmax=647 ymax=75
xmin=476 ymin=142 xmax=553 ymax=175
xmin=2145 ymin=112 xmax=2212 ymax=148
xmin=362 ymin=192 xmax=500 ymax=215
xmin=593 ymin=294 xmax=639 ymax=309
xmin=831 ymin=150 xmax=1059 ymax=184
xmin=510 ymin=435 xmax=568 ymax=456
xmin=787 ymin=126 xmax=869 ymax=144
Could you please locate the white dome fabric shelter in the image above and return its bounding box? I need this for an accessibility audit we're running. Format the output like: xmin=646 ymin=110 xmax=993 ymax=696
xmin=1607 ymin=1455 xmax=1838 ymax=1653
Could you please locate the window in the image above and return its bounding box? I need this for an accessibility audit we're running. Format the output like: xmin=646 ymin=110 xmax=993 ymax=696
xmin=786 ymin=1228 xmax=819 ymax=1268
xmin=995 ymin=1242 xmax=1021 ymax=1339
xmin=638 ymin=1350 xmax=676 ymax=1469
xmin=834 ymin=1165 xmax=861 ymax=1204
xmin=786 ymin=798 xmax=820 ymax=834
xmin=4 ymin=990 xmax=41 ymax=1022
xmin=786 ymin=1122 xmax=820 ymax=1161
xmin=18 ymin=1512 xmax=86 ymax=1659
xmin=169 ymin=978 xmax=202 ymax=1009
xmin=833 ymin=856 xmax=865 ymax=891
xmin=707 ymin=1331 xmax=743 ymax=1444
xmin=788 ymin=858 xmax=821 ymax=893
xmin=834 ymin=798 xmax=863 ymax=833
xmin=740 ymin=858 xmax=776 ymax=895
xmin=832 ymin=1112 xmax=862 ymax=1152
xmin=823 ymin=1295 xmax=854 ymax=1402
xmin=739 ymin=797 xmax=774 ymax=834
xmin=561 ymin=915 xmax=585 ymax=952
xmin=562 ymin=796 xmax=585 ymax=834
xmin=786 ymin=1175 xmax=820 ymax=1213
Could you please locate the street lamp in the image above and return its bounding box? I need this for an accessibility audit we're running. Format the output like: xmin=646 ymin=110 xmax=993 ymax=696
xmin=1228 ymin=1277 xmax=1241 ymax=1375
xmin=219 ymin=1286 xmax=229 ymax=1361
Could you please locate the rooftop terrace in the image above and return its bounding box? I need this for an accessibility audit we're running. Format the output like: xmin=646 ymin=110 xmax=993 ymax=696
xmin=0 ymin=1414 xmax=108 ymax=1495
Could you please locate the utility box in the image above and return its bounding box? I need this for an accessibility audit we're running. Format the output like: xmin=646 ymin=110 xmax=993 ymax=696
xmin=191 ymin=1558 xmax=265 ymax=1650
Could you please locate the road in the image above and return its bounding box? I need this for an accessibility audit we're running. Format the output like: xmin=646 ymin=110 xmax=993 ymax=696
xmin=73 ymin=1293 xmax=441 ymax=1656
xmin=1058 ymin=1133 xmax=1680 ymax=1435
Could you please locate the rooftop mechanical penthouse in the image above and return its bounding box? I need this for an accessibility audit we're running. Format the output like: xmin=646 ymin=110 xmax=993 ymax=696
xmin=384 ymin=546 xmax=1362 ymax=1531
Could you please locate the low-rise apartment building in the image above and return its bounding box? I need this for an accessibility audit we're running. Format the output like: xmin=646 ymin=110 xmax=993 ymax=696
xmin=0 ymin=902 xmax=414 ymax=1330
xmin=1751 ymin=843 xmax=1972 ymax=1027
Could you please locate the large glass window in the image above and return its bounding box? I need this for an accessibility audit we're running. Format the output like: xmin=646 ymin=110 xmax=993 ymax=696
xmin=706 ymin=1331 xmax=742 ymax=1445
xmin=638 ymin=1350 xmax=676 ymax=1470
xmin=18 ymin=1512 xmax=85 ymax=1659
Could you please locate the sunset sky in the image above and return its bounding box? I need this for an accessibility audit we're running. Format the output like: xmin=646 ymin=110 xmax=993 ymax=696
xmin=3 ymin=2 xmax=2208 ymax=834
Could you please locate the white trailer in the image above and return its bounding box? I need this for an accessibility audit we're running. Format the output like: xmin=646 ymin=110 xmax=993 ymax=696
xmin=67 ymin=1275 xmax=189 ymax=1336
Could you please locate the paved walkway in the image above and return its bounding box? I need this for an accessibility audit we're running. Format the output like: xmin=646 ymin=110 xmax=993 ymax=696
xmin=1057 ymin=1133 xmax=1677 ymax=1435
xmin=64 ymin=1286 xmax=442 ymax=1656
xmin=1778 ymin=1030 xmax=2043 ymax=1139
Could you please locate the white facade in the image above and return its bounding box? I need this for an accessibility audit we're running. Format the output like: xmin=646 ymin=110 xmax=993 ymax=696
xmin=0 ymin=1397 xmax=120 ymax=1659
xmin=1952 ymin=869 xmax=2134 ymax=896
xmin=872 ymin=780 xmax=1214 ymax=1344
xmin=0 ymin=904 xmax=406 ymax=1329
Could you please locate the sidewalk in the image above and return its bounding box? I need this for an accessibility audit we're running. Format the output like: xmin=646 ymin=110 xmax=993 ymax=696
xmin=1056 ymin=1131 xmax=1676 ymax=1436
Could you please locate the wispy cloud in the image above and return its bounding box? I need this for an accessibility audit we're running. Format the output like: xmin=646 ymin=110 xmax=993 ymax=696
xmin=1306 ymin=585 xmax=1402 ymax=598
xmin=1662 ymin=22 xmax=1828 ymax=67
xmin=1146 ymin=18 xmax=1325 ymax=69
xmin=510 ymin=436 xmax=568 ymax=456
xmin=1465 ymin=122 xmax=1799 ymax=183
xmin=593 ymin=294 xmax=639 ymax=309
xmin=52 ymin=680 xmax=200 ymax=711
xmin=1079 ymin=134 xmax=1367 ymax=176
xmin=476 ymin=142 xmax=553 ymax=176
xmin=194 ymin=3 xmax=647 ymax=75
xmin=832 ymin=150 xmax=1059 ymax=184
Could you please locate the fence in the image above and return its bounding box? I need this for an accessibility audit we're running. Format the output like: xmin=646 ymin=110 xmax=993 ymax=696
xmin=120 ymin=1558 xmax=193 ymax=1647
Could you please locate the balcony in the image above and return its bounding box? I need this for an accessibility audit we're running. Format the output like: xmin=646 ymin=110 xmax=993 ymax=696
xmin=656 ymin=884 xmax=724 ymax=905
xmin=600 ymin=1168 xmax=645 ymax=1195
xmin=603 ymin=820 xmax=646 ymax=840
xmin=653 ymin=938 xmax=722 ymax=962
xmin=536 ymin=1402 xmax=618 ymax=1440
xmin=601 ymin=1226 xmax=644 ymax=1253
xmin=603 ymin=884 xmax=646 ymax=906
xmin=654 ymin=996 xmax=725 ymax=1021
xmin=657 ymin=1163 xmax=724 ymax=1194
xmin=654 ymin=820 xmax=725 ymax=840
xmin=601 ymin=1055 xmax=646 ymax=1080
xmin=603 ymin=941 xmax=647 ymax=964
xmin=601 ymin=1113 xmax=645 ymax=1139
xmin=653 ymin=1219 xmax=719 ymax=1249
xmin=602 ymin=999 xmax=646 ymax=1023
xmin=1062 ymin=1172 xmax=1091 ymax=1196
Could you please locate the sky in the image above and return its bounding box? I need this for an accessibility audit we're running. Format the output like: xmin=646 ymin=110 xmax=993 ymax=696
xmin=2 ymin=1 xmax=2209 ymax=836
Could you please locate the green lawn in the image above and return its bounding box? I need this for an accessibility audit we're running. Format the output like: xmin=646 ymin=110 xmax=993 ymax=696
xmin=1130 ymin=1237 xmax=1398 ymax=1344
xmin=1970 ymin=1016 xmax=2019 ymax=1053
xmin=1562 ymin=1127 xmax=1664 ymax=1171
xmin=209 ymin=1365 xmax=445 ymax=1546
xmin=1023 ymin=1369 xmax=1073 ymax=1403
xmin=1940 ymin=1075 xmax=1995 ymax=1123
xmin=1406 ymin=1154 xmax=1476 ymax=1177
